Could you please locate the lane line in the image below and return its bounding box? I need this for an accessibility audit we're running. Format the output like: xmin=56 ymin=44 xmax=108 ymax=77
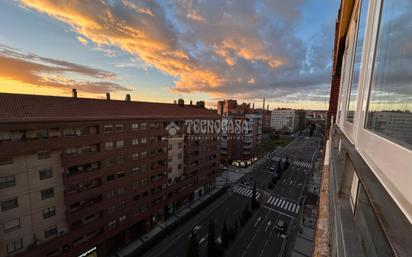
xmin=267 ymin=196 xmax=273 ymax=203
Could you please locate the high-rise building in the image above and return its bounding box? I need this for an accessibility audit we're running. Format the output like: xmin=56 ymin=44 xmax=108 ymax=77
xmin=314 ymin=1 xmax=412 ymax=257
xmin=217 ymin=100 xmax=262 ymax=165
xmin=0 ymin=93 xmax=220 ymax=257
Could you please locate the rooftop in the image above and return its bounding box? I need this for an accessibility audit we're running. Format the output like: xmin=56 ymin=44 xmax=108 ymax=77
xmin=0 ymin=93 xmax=219 ymax=123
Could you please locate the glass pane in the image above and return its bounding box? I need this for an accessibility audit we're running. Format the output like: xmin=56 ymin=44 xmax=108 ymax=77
xmin=347 ymin=0 xmax=369 ymax=122
xmin=365 ymin=0 xmax=412 ymax=149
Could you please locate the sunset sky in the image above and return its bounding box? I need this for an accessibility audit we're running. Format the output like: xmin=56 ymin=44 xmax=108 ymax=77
xmin=0 ymin=0 xmax=339 ymax=109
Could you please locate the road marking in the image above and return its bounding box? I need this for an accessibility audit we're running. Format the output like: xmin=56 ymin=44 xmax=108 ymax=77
xmin=239 ymin=188 xmax=248 ymax=195
xmin=246 ymin=191 xmax=252 ymax=197
xmin=273 ymin=198 xmax=279 ymax=206
xmin=284 ymin=202 xmax=290 ymax=210
xmin=265 ymin=221 xmax=271 ymax=232
xmin=291 ymin=204 xmax=296 ymax=212
xmin=257 ymin=193 xmax=260 ymax=199
xmin=277 ymin=199 xmax=283 ymax=207
xmin=199 ymin=234 xmax=208 ymax=244
xmin=295 ymin=205 xmax=300 ymax=214
xmin=288 ymin=203 xmax=293 ymax=211
xmin=254 ymin=216 xmax=262 ymax=228
xmin=281 ymin=201 xmax=286 ymax=209
xmin=267 ymin=196 xmax=273 ymax=203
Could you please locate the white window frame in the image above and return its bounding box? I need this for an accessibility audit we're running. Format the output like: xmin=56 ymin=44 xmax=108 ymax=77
xmin=347 ymin=0 xmax=412 ymax=222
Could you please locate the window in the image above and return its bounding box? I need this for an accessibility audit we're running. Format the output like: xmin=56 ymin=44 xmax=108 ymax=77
xmin=132 ymin=123 xmax=139 ymax=130
xmin=39 ymin=168 xmax=53 ymax=180
xmin=106 ymin=174 xmax=115 ymax=182
xmin=108 ymin=206 xmax=116 ymax=214
xmin=1 ymin=198 xmax=18 ymax=211
xmin=119 ymin=215 xmax=126 ymax=223
xmin=141 ymin=151 xmax=147 ymax=159
xmin=346 ymin=0 xmax=369 ymax=123
xmin=105 ymin=141 xmax=114 ymax=150
xmin=0 ymin=156 xmax=13 ymax=165
xmin=365 ymin=0 xmax=412 ymax=149
xmin=3 ymin=218 xmax=20 ymax=232
xmin=118 ymin=187 xmax=125 ymax=195
xmin=44 ymin=225 xmax=57 ymax=238
xmin=116 ymin=140 xmax=124 ymax=149
xmin=6 ymin=239 xmax=23 ymax=254
xmin=117 ymin=156 xmax=124 ymax=164
xmin=132 ymin=138 xmax=139 ymax=145
xmin=107 ymin=189 xmax=115 ymax=199
xmin=132 ymin=167 xmax=140 ymax=175
xmin=108 ymin=219 xmax=116 ymax=229
xmin=0 ymin=175 xmax=16 ymax=189
xmin=132 ymin=153 xmax=139 ymax=160
xmin=141 ymin=137 xmax=147 ymax=144
xmin=41 ymin=188 xmax=54 ymax=200
xmin=117 ymin=171 xmax=126 ymax=178
xmin=103 ymin=125 xmax=113 ymax=133
xmin=140 ymin=123 xmax=147 ymax=130
xmin=178 ymin=164 xmax=182 ymax=170
xmin=178 ymin=142 xmax=183 ymax=149
xmin=38 ymin=150 xmax=50 ymax=159
xmin=115 ymin=124 xmax=123 ymax=132
xmin=133 ymin=181 xmax=139 ymax=189
xmin=42 ymin=206 xmax=56 ymax=219
xmin=178 ymin=153 xmax=183 ymax=159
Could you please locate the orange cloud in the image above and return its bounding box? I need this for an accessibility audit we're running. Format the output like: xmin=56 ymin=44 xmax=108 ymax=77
xmin=0 ymin=46 xmax=130 ymax=94
xmin=21 ymin=0 xmax=222 ymax=91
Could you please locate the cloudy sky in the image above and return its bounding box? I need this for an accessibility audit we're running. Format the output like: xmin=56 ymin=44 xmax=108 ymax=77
xmin=0 ymin=0 xmax=339 ymax=109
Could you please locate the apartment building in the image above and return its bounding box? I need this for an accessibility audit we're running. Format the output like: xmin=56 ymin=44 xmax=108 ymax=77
xmin=0 ymin=93 xmax=220 ymax=257
xmin=270 ymin=108 xmax=299 ymax=132
xmin=314 ymin=0 xmax=412 ymax=256
xmin=217 ymin=100 xmax=262 ymax=166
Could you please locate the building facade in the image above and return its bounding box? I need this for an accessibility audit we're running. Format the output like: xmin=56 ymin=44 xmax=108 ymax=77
xmin=313 ymin=0 xmax=412 ymax=256
xmin=0 ymin=93 xmax=220 ymax=257
xmin=270 ymin=109 xmax=299 ymax=132
xmin=217 ymin=100 xmax=262 ymax=166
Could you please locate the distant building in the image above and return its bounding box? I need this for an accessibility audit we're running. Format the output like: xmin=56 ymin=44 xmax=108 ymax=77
xmin=254 ymin=109 xmax=272 ymax=130
xmin=0 ymin=93 xmax=220 ymax=257
xmin=217 ymin=100 xmax=262 ymax=165
xmin=270 ymin=109 xmax=299 ymax=132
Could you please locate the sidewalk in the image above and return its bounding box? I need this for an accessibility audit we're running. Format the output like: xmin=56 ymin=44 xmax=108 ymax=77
xmin=114 ymin=174 xmax=231 ymax=257
xmin=290 ymin=156 xmax=322 ymax=257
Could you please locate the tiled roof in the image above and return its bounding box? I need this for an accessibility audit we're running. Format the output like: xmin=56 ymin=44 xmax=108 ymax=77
xmin=0 ymin=93 xmax=219 ymax=123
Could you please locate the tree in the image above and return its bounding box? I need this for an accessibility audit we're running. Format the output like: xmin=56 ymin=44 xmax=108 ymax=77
xmin=221 ymin=219 xmax=229 ymax=248
xmin=208 ymin=220 xmax=217 ymax=257
xmin=187 ymin=231 xmax=199 ymax=257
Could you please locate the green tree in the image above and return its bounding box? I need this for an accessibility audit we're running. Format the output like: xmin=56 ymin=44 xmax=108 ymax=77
xmin=208 ymin=220 xmax=216 ymax=257
xmin=187 ymin=231 xmax=199 ymax=257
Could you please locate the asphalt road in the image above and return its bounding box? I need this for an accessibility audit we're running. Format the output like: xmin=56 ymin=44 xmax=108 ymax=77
xmin=144 ymin=133 xmax=321 ymax=257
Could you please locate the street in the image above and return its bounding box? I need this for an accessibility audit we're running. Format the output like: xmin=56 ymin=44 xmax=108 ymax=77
xmin=141 ymin=134 xmax=321 ymax=257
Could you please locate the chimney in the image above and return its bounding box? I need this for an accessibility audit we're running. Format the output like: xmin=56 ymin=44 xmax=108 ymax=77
xmin=174 ymin=100 xmax=177 ymax=104
xmin=196 ymin=101 xmax=205 ymax=108
xmin=106 ymin=93 xmax=110 ymax=100
xmin=125 ymin=94 xmax=131 ymax=101
xmin=72 ymin=89 xmax=77 ymax=98
xmin=263 ymin=98 xmax=265 ymax=109
xmin=252 ymin=103 xmax=255 ymax=109
xmin=190 ymin=100 xmax=193 ymax=105
xmin=267 ymin=104 xmax=269 ymax=110
xmin=178 ymin=98 xmax=184 ymax=106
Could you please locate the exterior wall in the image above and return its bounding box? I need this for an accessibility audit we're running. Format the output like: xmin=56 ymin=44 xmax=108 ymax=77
xmin=0 ymin=117 xmax=219 ymax=257
xmin=167 ymin=137 xmax=184 ymax=183
xmin=270 ymin=109 xmax=297 ymax=132
xmin=0 ymin=151 xmax=67 ymax=256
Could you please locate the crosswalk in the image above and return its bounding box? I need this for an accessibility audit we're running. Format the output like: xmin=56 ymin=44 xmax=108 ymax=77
xmin=266 ymin=195 xmax=300 ymax=214
xmin=293 ymin=161 xmax=312 ymax=169
xmin=233 ymin=185 xmax=261 ymax=199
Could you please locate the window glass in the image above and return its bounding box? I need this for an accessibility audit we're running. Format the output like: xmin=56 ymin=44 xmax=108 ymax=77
xmin=0 ymin=175 xmax=16 ymax=189
xmin=347 ymin=0 xmax=369 ymax=122
xmin=1 ymin=198 xmax=18 ymax=211
xmin=365 ymin=0 xmax=412 ymax=149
